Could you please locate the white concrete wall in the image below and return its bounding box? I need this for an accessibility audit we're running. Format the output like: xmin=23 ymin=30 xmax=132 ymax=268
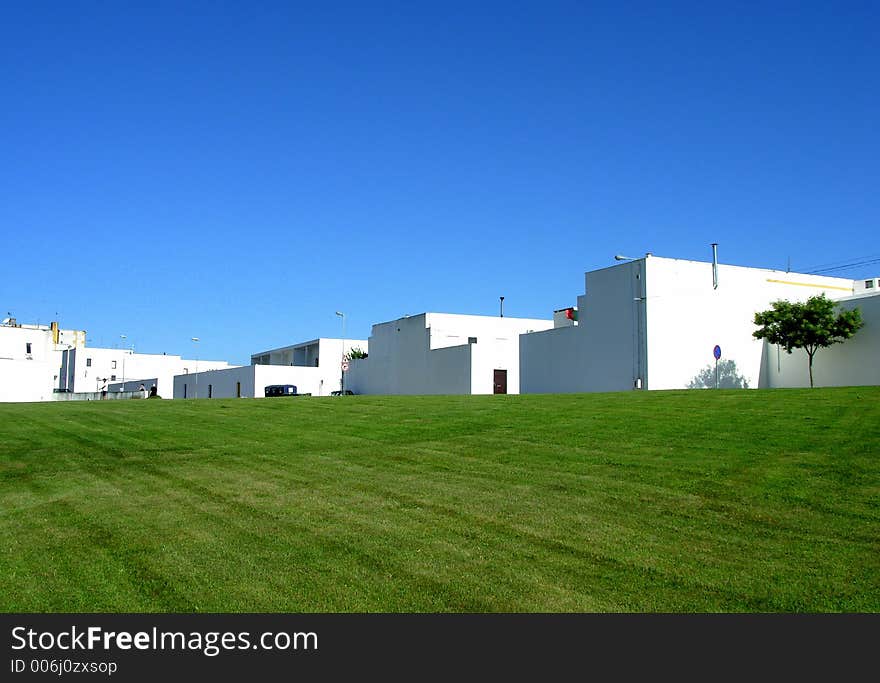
xmin=108 ymin=378 xmax=159 ymax=396
xmin=175 ymin=366 xmax=254 ymax=399
xmin=518 ymin=325 xmax=586 ymax=394
xmin=425 ymin=344 xmax=472 ymax=395
xmin=345 ymin=315 xmax=429 ymax=395
xmin=255 ymin=365 xmax=324 ymax=397
xmin=0 ymin=359 xmax=58 ymax=402
xmin=173 ymin=365 xmax=324 ymax=399
xmin=346 ymin=313 xmax=551 ymax=395
xmin=643 ymin=257 xmax=856 ymax=390
xmin=763 ymin=292 xmax=880 ymax=388
xmin=174 ymin=367 xmax=248 ymax=399
xmin=521 ymin=262 xmax=645 ymax=393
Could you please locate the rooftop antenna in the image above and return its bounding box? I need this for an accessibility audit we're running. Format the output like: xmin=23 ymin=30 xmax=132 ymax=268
xmin=500 ymin=296 xmax=504 ymax=317
xmin=711 ymin=243 xmax=719 ymax=290
xmin=787 ymin=256 xmax=791 ymax=273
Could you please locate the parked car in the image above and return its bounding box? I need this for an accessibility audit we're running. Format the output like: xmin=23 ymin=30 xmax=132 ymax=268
xmin=265 ymin=384 xmax=300 ymax=397
xmin=330 ymin=389 xmax=355 ymax=396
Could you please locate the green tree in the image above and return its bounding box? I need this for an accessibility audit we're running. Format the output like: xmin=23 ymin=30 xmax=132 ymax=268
xmin=752 ymin=294 xmax=863 ymax=388
xmin=345 ymin=346 xmax=368 ymax=360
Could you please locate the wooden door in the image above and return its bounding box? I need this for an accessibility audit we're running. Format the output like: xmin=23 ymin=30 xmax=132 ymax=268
xmin=493 ymin=369 xmax=507 ymax=394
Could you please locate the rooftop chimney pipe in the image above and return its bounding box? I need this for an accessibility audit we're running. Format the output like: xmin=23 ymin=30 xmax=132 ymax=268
xmin=711 ymin=243 xmax=719 ymax=290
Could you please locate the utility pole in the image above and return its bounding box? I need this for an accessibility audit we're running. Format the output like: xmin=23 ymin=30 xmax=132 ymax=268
xmin=191 ymin=337 xmax=200 ymax=398
xmin=335 ymin=312 xmax=345 ymax=393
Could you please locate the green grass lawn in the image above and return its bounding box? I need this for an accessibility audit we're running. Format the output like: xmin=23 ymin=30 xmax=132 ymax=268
xmin=0 ymin=388 xmax=877 ymax=612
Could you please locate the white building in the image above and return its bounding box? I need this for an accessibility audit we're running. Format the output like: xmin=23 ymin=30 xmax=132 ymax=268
xmin=251 ymin=337 xmax=368 ymax=396
xmin=0 ymin=319 xmax=86 ymax=402
xmin=61 ymin=346 xmax=232 ymax=399
xmin=1 ymin=316 xmax=235 ymax=402
xmin=345 ymin=313 xmax=553 ymax=395
xmin=520 ymin=254 xmax=875 ymax=393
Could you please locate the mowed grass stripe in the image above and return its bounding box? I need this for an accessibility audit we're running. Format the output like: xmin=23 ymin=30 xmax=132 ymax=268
xmin=0 ymin=388 xmax=877 ymax=612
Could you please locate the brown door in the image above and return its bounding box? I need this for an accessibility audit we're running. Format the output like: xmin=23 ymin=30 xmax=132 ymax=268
xmin=493 ymin=369 xmax=507 ymax=394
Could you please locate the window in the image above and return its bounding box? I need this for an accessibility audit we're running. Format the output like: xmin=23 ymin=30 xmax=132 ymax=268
xmin=208 ymin=384 xmax=213 ymax=398
xmin=111 ymin=375 xmax=116 ymax=381
xmin=866 ymin=280 xmax=875 ymax=289
xmin=26 ymin=342 xmax=32 ymax=354
xmin=111 ymin=360 xmax=117 ymax=369
xmin=468 ymin=337 xmax=477 ymax=344
xmin=183 ymin=384 xmax=187 ymax=398
xmin=86 ymin=358 xmax=92 ymax=367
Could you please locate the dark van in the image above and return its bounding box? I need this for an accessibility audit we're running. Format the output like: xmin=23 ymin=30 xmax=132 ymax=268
xmin=265 ymin=384 xmax=298 ymax=397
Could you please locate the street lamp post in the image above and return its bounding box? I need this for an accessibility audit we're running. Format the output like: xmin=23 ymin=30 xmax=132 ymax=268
xmin=191 ymin=337 xmax=199 ymax=399
xmin=119 ymin=334 xmax=127 ymax=386
xmin=335 ymin=312 xmax=345 ymax=393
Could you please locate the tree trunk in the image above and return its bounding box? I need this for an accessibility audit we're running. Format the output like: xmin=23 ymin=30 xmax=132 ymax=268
xmin=807 ymin=350 xmax=814 ymax=388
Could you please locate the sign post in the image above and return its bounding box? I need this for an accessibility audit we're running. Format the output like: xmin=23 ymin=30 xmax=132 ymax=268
xmin=713 ymin=345 xmax=722 ymax=389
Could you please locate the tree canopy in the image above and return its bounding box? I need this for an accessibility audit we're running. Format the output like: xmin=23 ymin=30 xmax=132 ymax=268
xmin=345 ymin=346 xmax=368 ymax=360
xmin=753 ymin=294 xmax=863 ymax=387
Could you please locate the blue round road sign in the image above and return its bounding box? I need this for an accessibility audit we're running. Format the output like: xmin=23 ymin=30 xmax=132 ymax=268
xmin=713 ymin=345 xmax=721 ymax=360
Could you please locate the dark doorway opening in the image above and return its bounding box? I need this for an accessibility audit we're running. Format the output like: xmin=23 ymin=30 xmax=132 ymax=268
xmin=493 ymin=369 xmax=508 ymax=394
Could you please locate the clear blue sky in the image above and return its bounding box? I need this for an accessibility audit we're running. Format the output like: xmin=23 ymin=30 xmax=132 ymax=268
xmin=3 ymin=1 xmax=878 ymax=365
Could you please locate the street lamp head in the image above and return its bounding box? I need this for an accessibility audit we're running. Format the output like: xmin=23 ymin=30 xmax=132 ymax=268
xmin=191 ymin=337 xmax=199 ymax=342
xmin=335 ymin=311 xmax=344 ymax=317
xmin=614 ymin=254 xmax=636 ymax=261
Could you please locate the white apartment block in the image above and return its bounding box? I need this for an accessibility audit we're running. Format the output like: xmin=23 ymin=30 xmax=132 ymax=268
xmin=62 ymin=346 xmax=232 ymax=399
xmin=0 ymin=319 xmax=85 ymax=402
xmin=0 ymin=317 xmax=232 ymax=402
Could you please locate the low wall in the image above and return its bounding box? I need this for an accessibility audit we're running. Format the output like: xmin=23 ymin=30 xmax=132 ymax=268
xmin=52 ymin=391 xmax=145 ymax=401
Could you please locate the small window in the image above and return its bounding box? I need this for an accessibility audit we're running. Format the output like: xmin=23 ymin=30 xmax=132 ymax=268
xmin=111 ymin=375 xmax=116 ymax=381
xmin=866 ymin=280 xmax=875 ymax=289
xmin=111 ymin=360 xmax=117 ymax=369
xmin=208 ymin=384 xmax=213 ymax=398
xmin=183 ymin=384 xmax=187 ymax=398
xmin=86 ymin=358 xmax=92 ymax=367
xmin=468 ymin=337 xmax=477 ymax=344
xmin=26 ymin=342 xmax=32 ymax=354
